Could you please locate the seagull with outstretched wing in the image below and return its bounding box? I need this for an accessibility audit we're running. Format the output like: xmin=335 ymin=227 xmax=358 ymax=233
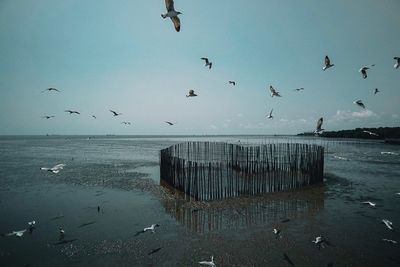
xmin=161 ymin=0 xmax=182 ymax=32
xmin=201 ymin=57 xmax=212 ymax=69
xmin=269 ymin=85 xmax=281 ymax=97
xmin=323 ymin=55 xmax=334 ymax=71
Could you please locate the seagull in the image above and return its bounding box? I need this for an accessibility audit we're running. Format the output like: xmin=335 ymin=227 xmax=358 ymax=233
xmin=362 ymin=201 xmax=376 ymax=207
xmin=201 ymin=57 xmax=212 ymax=69
xmin=228 ymin=81 xmax=236 ymax=86
xmin=4 ymin=229 xmax=27 ymax=237
xmin=323 ymin=55 xmax=334 ymax=71
xmin=121 ymin=121 xmax=131 ymax=125
xmin=42 ymin=116 xmax=55 ymax=119
xmin=394 ymin=57 xmax=400 ymax=69
xmin=110 ymin=110 xmax=122 ymax=116
xmin=28 ymin=220 xmax=36 ymax=233
xmin=135 ymin=224 xmax=160 ymax=236
xmin=148 ymin=247 xmax=162 ymax=255
xmin=273 ymin=228 xmax=282 ymax=239
xmin=312 ymin=236 xmax=326 ymax=249
xmin=186 ymin=89 xmax=197 ymax=97
xmin=353 ymin=100 xmax=365 ymax=109
xmin=165 ymin=121 xmax=174 ymax=126
xmin=283 ymin=253 xmax=295 ymax=266
xmin=294 ymin=87 xmax=304 ymax=91
xmin=314 ymin=117 xmax=324 ymax=135
xmin=91 ymin=115 xmax=97 ymax=119
xmin=269 ymin=85 xmax=281 ymax=97
xmin=267 ymin=109 xmax=273 ymax=119
xmin=65 ymin=110 xmax=80 ymax=115
xmin=381 ymin=151 xmax=399 ymax=156
xmin=59 ymin=227 xmax=65 ymax=240
xmin=359 ymin=65 xmax=375 ymax=79
xmin=199 ymin=256 xmax=215 ymax=266
xmin=161 ymin=0 xmax=182 ymax=32
xmin=396 ymin=192 xmax=400 ymax=196
xmin=40 ymin=164 xmax=66 ymax=174
xmin=363 ymin=130 xmax=379 ymax=137
xmin=382 ymin=219 xmax=394 ymax=230
xmin=382 ymin=239 xmax=398 ymax=244
xmin=374 ymin=88 xmax=380 ymax=95
xmin=42 ymin=87 xmax=60 ymax=93
xmin=333 ymin=155 xmax=348 ymax=161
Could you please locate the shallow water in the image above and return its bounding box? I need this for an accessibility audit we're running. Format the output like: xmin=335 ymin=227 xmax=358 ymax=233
xmin=0 ymin=135 xmax=399 ymax=266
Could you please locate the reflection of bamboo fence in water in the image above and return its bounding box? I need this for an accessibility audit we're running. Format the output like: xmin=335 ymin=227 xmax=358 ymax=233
xmin=161 ymin=187 xmax=324 ymax=233
xmin=160 ymin=142 xmax=324 ymax=201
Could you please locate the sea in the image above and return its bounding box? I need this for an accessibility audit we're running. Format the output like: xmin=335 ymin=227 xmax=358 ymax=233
xmin=0 ymin=135 xmax=399 ymax=267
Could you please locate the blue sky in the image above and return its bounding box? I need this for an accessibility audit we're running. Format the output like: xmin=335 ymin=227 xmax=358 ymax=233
xmin=0 ymin=0 xmax=399 ymax=135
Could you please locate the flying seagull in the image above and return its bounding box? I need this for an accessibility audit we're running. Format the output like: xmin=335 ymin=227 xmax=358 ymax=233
xmin=40 ymin=164 xmax=66 ymax=174
xmin=42 ymin=116 xmax=55 ymax=119
xmin=186 ymin=89 xmax=197 ymax=97
xmin=381 ymin=151 xmax=399 ymax=156
xmin=333 ymin=155 xmax=349 ymax=161
xmin=199 ymin=256 xmax=215 ymax=266
xmin=294 ymin=87 xmax=305 ymax=91
xmin=110 ymin=110 xmax=122 ymax=116
xmin=267 ymin=109 xmax=273 ymax=119
xmin=4 ymin=229 xmax=27 ymax=237
xmin=135 ymin=224 xmax=160 ymax=236
xmin=312 ymin=236 xmax=326 ymax=249
xmin=314 ymin=117 xmax=324 ymax=135
xmin=362 ymin=201 xmax=376 ymax=207
xmin=323 ymin=55 xmax=334 ymax=71
xmin=228 ymin=81 xmax=236 ymax=86
xmin=91 ymin=115 xmax=97 ymax=119
xmin=353 ymin=100 xmax=365 ymax=109
xmin=394 ymin=57 xmax=399 ymax=69
xmin=121 ymin=121 xmax=131 ymax=125
xmin=65 ymin=110 xmax=80 ymax=115
xmin=42 ymin=87 xmax=60 ymax=93
xmin=161 ymin=0 xmax=182 ymax=32
xmin=382 ymin=239 xmax=398 ymax=244
xmin=382 ymin=219 xmax=394 ymax=230
xmin=359 ymin=64 xmax=375 ymax=79
xmin=269 ymin=85 xmax=281 ymax=97
xmin=165 ymin=121 xmax=174 ymax=126
xmin=363 ymin=130 xmax=379 ymax=137
xmin=374 ymin=88 xmax=380 ymax=95
xmin=200 ymin=57 xmax=212 ymax=69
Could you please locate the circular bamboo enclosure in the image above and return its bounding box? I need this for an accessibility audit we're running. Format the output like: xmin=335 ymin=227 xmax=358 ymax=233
xmin=160 ymin=142 xmax=324 ymax=201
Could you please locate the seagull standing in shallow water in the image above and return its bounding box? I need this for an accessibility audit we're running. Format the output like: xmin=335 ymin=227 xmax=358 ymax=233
xmin=161 ymin=0 xmax=182 ymax=32
xmin=41 ymin=164 xmax=66 ymax=174
xmin=269 ymin=85 xmax=281 ymax=97
xmin=394 ymin=57 xmax=400 ymax=69
xmin=323 ymin=56 xmax=334 ymax=71
xmin=201 ymin=58 xmax=212 ymax=69
xmin=353 ymin=100 xmax=365 ymax=109
xmin=199 ymin=256 xmax=215 ymax=266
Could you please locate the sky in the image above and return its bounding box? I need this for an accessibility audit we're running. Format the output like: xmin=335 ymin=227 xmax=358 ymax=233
xmin=0 ymin=0 xmax=399 ymax=135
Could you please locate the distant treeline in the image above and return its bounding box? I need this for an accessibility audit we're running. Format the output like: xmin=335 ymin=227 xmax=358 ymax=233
xmin=297 ymin=127 xmax=400 ymax=140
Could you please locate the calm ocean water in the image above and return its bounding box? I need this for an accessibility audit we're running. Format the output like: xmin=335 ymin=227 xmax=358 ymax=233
xmin=0 ymin=135 xmax=399 ymax=267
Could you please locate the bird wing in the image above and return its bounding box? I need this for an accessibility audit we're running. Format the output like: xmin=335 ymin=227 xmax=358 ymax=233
xmin=201 ymin=58 xmax=209 ymax=64
xmin=270 ymin=109 xmax=273 ymax=116
xmin=170 ymin=16 xmax=180 ymax=32
xmin=316 ymin=117 xmax=323 ymax=130
xmin=52 ymin=164 xmax=66 ymax=170
xmin=325 ymin=56 xmax=330 ymax=66
xmin=165 ymin=0 xmax=174 ymax=12
xmin=269 ymin=86 xmax=276 ymax=94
